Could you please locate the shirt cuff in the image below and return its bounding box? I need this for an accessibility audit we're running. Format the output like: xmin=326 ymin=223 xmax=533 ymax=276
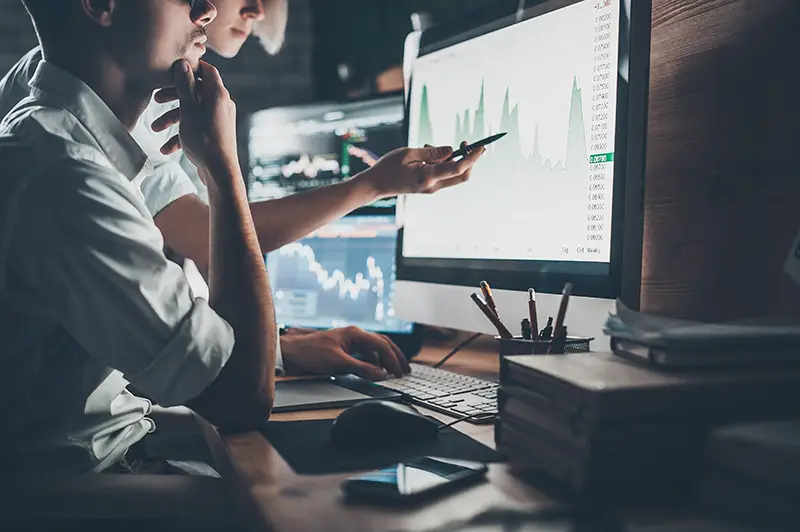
xmin=128 ymin=298 xmax=234 ymax=407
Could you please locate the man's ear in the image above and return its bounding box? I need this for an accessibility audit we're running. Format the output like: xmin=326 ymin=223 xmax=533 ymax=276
xmin=79 ymin=0 xmax=117 ymax=28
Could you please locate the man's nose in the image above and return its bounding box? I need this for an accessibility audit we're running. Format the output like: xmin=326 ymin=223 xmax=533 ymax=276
xmin=192 ymin=0 xmax=218 ymax=27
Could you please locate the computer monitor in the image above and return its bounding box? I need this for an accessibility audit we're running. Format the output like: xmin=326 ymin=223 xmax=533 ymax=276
xmin=247 ymin=94 xmax=405 ymax=210
xmin=266 ymin=214 xmax=415 ymax=336
xmin=396 ymin=0 xmax=652 ymax=341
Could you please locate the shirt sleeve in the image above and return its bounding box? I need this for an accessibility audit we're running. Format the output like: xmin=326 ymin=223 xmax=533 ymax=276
xmin=8 ymin=158 xmax=235 ymax=408
xmin=179 ymin=153 xmax=210 ymax=205
xmin=181 ymin=258 xmax=284 ymax=374
xmin=138 ymin=160 xmax=199 ymax=217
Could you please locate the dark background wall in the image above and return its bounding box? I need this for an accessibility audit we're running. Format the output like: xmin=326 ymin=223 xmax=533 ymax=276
xmin=310 ymin=0 xmax=489 ymax=100
xmin=0 ymin=0 xmax=38 ymax=74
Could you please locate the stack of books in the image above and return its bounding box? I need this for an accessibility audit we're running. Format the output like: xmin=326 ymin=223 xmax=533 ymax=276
xmin=495 ymin=351 xmax=800 ymax=501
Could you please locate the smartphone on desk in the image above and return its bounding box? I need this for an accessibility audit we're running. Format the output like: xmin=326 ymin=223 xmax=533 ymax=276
xmin=341 ymin=456 xmax=488 ymax=504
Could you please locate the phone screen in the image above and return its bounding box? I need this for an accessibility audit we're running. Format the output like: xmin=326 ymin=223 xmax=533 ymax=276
xmin=342 ymin=456 xmax=487 ymax=501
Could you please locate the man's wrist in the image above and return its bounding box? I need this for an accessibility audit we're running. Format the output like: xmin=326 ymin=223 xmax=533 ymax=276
xmin=349 ymin=168 xmax=388 ymax=202
xmin=202 ymin=158 xmax=245 ymax=198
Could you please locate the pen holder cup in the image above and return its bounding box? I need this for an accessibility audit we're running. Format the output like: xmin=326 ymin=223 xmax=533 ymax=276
xmin=495 ymin=336 xmax=593 ymax=356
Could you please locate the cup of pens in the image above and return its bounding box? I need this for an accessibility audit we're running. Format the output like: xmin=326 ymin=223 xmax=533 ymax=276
xmin=471 ymin=281 xmax=592 ymax=356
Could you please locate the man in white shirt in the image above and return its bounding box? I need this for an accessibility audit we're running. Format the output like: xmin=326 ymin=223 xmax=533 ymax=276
xmin=0 ymin=0 xmax=465 ymax=382
xmin=0 ymin=0 xmax=482 ymax=478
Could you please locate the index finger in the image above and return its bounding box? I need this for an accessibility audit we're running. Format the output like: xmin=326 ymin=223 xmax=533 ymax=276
xmin=428 ymin=146 xmax=485 ymax=180
xmin=154 ymin=87 xmax=178 ymax=104
xmin=197 ymin=60 xmax=225 ymax=94
xmin=351 ymin=329 xmax=405 ymax=377
xmin=171 ymin=60 xmax=196 ymax=106
xmin=382 ymin=334 xmax=410 ymax=374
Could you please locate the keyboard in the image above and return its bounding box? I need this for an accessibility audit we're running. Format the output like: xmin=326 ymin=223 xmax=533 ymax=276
xmin=376 ymin=363 xmax=498 ymax=424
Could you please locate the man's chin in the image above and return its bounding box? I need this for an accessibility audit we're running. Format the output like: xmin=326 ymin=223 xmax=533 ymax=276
xmin=184 ymin=48 xmax=205 ymax=69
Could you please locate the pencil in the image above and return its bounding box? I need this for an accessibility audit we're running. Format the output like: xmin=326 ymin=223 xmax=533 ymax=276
xmin=470 ymin=293 xmax=514 ymax=339
xmin=480 ymin=280 xmax=498 ymax=317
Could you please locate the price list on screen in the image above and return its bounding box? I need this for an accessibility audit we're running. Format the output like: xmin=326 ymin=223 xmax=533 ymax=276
xmin=581 ymin=0 xmax=619 ymax=256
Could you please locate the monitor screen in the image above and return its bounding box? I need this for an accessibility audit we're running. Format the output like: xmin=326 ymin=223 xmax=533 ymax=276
xmin=402 ymin=0 xmax=623 ymax=276
xmin=266 ymin=215 xmax=413 ymax=334
xmin=248 ymin=95 xmax=405 ymax=209
xmin=394 ymin=0 xmax=650 ymax=336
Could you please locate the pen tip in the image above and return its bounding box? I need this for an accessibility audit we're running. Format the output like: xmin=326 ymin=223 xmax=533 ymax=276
xmin=528 ymin=288 xmax=535 ymax=300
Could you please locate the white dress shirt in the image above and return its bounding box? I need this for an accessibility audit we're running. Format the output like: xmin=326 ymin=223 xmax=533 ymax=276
xmin=0 ymin=61 xmax=236 ymax=477
xmin=0 ymin=48 xmax=283 ymax=373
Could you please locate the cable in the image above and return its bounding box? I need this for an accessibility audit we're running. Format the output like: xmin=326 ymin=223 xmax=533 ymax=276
xmin=437 ymin=412 xmax=495 ymax=431
xmin=432 ymin=332 xmax=483 ymax=368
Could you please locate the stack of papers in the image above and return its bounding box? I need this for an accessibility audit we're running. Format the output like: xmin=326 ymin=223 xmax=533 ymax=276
xmin=604 ymin=301 xmax=800 ymax=368
xmin=605 ymin=301 xmax=800 ymax=348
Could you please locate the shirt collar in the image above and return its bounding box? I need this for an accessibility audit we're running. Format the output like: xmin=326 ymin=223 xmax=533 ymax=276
xmin=27 ymin=60 xmax=152 ymax=181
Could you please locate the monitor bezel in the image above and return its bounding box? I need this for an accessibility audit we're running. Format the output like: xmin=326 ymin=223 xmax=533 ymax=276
xmin=396 ymin=0 xmax=651 ymax=308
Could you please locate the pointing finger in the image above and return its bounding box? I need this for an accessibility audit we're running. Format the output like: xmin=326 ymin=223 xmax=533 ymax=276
xmin=406 ymin=145 xmax=454 ymax=164
xmin=425 ymin=146 xmax=485 ymax=181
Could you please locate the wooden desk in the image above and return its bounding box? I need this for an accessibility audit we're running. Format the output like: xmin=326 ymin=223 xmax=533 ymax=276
xmin=204 ymin=336 xmax=558 ymax=532
xmin=204 ymin=336 xmax=758 ymax=532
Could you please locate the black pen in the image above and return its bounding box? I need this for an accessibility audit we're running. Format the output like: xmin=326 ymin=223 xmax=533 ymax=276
xmin=553 ymin=282 xmax=573 ymax=334
xmin=446 ymin=133 xmax=507 ymax=160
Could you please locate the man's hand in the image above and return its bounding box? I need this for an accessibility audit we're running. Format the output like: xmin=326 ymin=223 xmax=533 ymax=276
xmin=280 ymin=326 xmax=411 ymax=381
xmin=355 ymin=142 xmax=485 ymax=199
xmin=152 ymin=60 xmax=238 ymax=176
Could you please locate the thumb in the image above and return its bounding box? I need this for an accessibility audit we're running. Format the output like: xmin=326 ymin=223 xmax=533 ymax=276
xmin=172 ymin=60 xmax=196 ymax=106
xmin=410 ymin=145 xmax=453 ymax=163
xmin=345 ymin=356 xmax=389 ymax=381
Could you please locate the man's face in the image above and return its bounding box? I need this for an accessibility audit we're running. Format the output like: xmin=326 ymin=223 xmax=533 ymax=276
xmin=111 ymin=0 xmax=216 ymax=85
xmin=205 ymin=0 xmax=287 ymax=58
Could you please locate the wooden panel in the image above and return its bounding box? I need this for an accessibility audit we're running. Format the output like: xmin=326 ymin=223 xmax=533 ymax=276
xmin=642 ymin=0 xmax=800 ymax=320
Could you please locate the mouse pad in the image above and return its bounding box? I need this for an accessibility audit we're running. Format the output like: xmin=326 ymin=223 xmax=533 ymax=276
xmin=259 ymin=418 xmax=503 ymax=475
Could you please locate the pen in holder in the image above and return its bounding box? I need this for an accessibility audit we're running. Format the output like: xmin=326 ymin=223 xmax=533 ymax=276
xmin=495 ymin=334 xmax=593 ymax=356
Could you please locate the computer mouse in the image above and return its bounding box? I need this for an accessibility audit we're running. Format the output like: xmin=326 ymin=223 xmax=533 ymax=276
xmin=330 ymin=400 xmax=440 ymax=448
